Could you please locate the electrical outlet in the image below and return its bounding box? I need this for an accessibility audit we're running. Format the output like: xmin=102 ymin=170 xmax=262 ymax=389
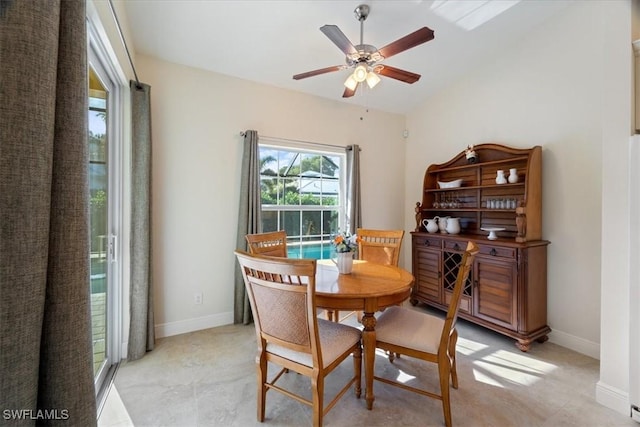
xmin=194 ymin=292 xmax=203 ymax=305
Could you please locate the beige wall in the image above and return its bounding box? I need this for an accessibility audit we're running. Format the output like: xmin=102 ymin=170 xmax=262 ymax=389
xmin=406 ymin=1 xmax=604 ymax=355
xmin=598 ymin=0 xmax=633 ymax=415
xmin=404 ymin=0 xmax=633 ymax=415
xmin=135 ymin=55 xmax=406 ymax=335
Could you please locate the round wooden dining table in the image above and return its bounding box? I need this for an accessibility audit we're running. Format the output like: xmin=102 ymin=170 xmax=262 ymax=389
xmin=315 ymin=259 xmax=414 ymax=410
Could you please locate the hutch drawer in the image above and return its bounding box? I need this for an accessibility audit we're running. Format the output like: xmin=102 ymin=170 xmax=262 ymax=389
xmin=476 ymin=244 xmax=517 ymax=259
xmin=413 ymin=235 xmax=442 ymax=249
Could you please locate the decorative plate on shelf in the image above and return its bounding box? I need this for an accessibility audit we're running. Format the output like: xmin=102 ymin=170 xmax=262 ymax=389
xmin=480 ymin=227 xmax=505 ymax=240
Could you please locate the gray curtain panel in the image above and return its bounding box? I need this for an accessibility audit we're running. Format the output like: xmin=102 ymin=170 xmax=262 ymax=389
xmin=0 ymin=1 xmax=97 ymax=425
xmin=234 ymin=130 xmax=262 ymax=324
xmin=128 ymin=81 xmax=155 ymax=361
xmin=346 ymin=145 xmax=362 ymax=235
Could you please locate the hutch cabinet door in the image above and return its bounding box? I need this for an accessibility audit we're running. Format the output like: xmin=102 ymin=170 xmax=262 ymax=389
xmin=473 ymin=257 xmax=518 ymax=330
xmin=412 ymin=246 xmax=442 ymax=304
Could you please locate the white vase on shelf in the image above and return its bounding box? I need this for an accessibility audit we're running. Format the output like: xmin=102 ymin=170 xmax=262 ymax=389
xmin=508 ymin=168 xmax=519 ymax=184
xmin=495 ymin=170 xmax=507 ymax=185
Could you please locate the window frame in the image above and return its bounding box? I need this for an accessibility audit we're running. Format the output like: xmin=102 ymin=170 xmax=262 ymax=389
xmin=258 ymin=139 xmax=346 ymax=259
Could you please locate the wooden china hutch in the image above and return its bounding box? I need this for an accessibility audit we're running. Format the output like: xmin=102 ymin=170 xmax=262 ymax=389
xmin=412 ymin=143 xmax=550 ymax=351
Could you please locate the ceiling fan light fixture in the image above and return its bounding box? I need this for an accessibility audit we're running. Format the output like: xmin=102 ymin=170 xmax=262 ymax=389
xmin=366 ymin=71 xmax=381 ymax=88
xmin=344 ymin=74 xmax=358 ymax=91
xmin=353 ymin=64 xmax=368 ymax=82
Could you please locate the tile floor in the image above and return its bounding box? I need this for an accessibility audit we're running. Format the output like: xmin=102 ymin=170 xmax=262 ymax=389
xmin=99 ymin=385 xmax=134 ymax=427
xmin=98 ymin=305 xmax=638 ymax=427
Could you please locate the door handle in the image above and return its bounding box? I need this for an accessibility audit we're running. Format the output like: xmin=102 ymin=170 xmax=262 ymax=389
xmin=109 ymin=234 xmax=118 ymax=263
xmin=490 ymin=248 xmax=497 ymax=256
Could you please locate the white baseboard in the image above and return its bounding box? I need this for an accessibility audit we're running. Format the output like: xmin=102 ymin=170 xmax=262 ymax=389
xmin=154 ymin=312 xmax=234 ymax=338
xmin=548 ymin=328 xmax=600 ymax=359
xmin=596 ymin=381 xmax=631 ymax=417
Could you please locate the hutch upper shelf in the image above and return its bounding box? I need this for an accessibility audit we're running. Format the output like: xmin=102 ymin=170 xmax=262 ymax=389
xmin=415 ymin=143 xmax=542 ymax=242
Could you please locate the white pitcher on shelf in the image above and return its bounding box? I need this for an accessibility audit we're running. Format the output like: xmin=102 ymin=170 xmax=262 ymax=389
xmin=435 ymin=216 xmax=449 ymax=234
xmin=508 ymin=168 xmax=519 ymax=183
xmin=422 ymin=218 xmax=439 ymax=233
xmin=445 ymin=217 xmax=461 ymax=234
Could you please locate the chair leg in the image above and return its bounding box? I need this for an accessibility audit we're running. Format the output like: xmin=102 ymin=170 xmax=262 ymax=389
xmin=325 ymin=310 xmax=334 ymax=321
xmin=449 ymin=328 xmax=459 ymax=389
xmin=312 ymin=375 xmax=324 ymax=427
xmin=257 ymin=354 xmax=267 ymax=422
xmin=388 ymin=351 xmax=395 ymax=363
xmin=439 ymin=359 xmax=453 ymax=427
xmin=354 ymin=343 xmax=362 ymax=398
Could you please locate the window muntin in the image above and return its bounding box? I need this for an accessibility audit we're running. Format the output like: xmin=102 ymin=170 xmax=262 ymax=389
xmin=259 ymin=145 xmax=343 ymax=259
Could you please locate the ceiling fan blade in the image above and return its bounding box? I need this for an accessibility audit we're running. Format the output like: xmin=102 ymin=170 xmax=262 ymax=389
xmin=377 ymin=27 xmax=434 ymax=60
xmin=320 ymin=25 xmax=358 ymax=56
xmin=293 ymin=65 xmax=344 ymax=80
xmin=377 ymin=65 xmax=421 ymax=84
xmin=342 ymin=84 xmax=357 ymax=98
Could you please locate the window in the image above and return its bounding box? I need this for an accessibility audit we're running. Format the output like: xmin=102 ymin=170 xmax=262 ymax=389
xmin=259 ymin=144 xmax=344 ymax=259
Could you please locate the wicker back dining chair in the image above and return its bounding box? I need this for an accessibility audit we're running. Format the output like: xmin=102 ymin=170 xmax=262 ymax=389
xmin=235 ymin=250 xmax=362 ymax=427
xmin=356 ymin=228 xmax=405 ymax=266
xmin=373 ymin=241 xmax=478 ymax=427
xmin=245 ymin=230 xmax=288 ymax=257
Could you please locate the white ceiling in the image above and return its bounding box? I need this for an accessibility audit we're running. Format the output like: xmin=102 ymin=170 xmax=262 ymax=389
xmin=122 ymin=0 xmax=571 ymax=115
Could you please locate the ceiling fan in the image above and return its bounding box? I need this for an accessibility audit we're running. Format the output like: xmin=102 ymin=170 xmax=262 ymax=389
xmin=293 ymin=4 xmax=434 ymax=98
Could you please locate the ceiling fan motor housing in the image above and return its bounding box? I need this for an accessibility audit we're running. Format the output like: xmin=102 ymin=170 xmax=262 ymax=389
xmin=346 ymin=44 xmax=383 ymax=66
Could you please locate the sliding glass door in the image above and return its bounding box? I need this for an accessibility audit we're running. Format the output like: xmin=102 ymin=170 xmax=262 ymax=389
xmin=88 ymin=66 xmax=111 ymax=390
xmin=88 ymin=34 xmax=124 ymax=399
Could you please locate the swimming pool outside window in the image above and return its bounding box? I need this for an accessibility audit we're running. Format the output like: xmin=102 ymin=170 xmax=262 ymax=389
xmin=259 ymin=143 xmax=344 ymax=259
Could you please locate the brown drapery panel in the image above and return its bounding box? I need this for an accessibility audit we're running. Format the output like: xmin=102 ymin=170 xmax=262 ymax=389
xmin=346 ymin=144 xmax=362 ymax=234
xmin=234 ymin=130 xmax=261 ymax=324
xmin=128 ymin=81 xmax=155 ymax=361
xmin=0 ymin=1 xmax=97 ymax=425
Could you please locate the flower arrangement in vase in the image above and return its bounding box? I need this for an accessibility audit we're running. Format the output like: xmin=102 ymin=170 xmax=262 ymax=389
xmin=332 ymin=231 xmax=360 ymax=253
xmin=332 ymin=231 xmax=360 ymax=274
